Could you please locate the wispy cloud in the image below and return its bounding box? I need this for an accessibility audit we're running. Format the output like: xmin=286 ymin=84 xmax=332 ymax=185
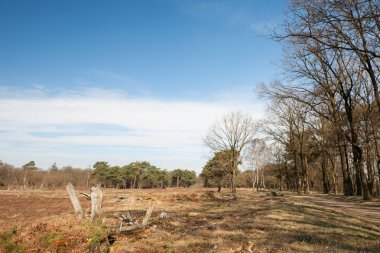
xmin=0 ymin=86 xmax=263 ymax=171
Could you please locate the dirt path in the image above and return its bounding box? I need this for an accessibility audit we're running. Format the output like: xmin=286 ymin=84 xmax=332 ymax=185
xmin=295 ymin=195 xmax=380 ymax=224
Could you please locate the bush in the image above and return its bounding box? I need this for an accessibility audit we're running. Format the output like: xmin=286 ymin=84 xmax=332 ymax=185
xmin=0 ymin=227 xmax=24 ymax=253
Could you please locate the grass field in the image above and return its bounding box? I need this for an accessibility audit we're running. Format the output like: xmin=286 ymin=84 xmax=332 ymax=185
xmin=0 ymin=187 xmax=379 ymax=252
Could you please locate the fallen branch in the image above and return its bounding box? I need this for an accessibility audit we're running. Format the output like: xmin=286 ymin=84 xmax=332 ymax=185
xmin=79 ymin=192 xmax=91 ymax=201
xmin=120 ymin=212 xmax=134 ymax=224
xmin=266 ymin=191 xmax=284 ymax=197
xmin=119 ymin=202 xmax=154 ymax=233
xmin=119 ymin=212 xmax=135 ymax=232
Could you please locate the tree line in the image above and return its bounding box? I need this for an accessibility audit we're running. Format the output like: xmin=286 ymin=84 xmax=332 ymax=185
xmin=199 ymin=1 xmax=379 ymax=199
xmin=0 ymin=160 xmax=197 ymax=190
xmin=0 ymin=161 xmax=92 ymax=190
xmin=91 ymin=161 xmax=197 ymax=189
xmin=259 ymin=0 xmax=379 ymax=200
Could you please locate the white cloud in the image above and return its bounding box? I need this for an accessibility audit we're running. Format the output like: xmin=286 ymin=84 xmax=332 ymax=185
xmin=0 ymin=86 xmax=265 ymax=172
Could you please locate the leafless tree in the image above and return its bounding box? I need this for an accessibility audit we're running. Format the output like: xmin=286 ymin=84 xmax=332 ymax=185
xmin=278 ymin=0 xmax=380 ymax=112
xmin=263 ymin=0 xmax=379 ymax=200
xmin=247 ymin=138 xmax=272 ymax=191
xmin=204 ymin=111 xmax=257 ymax=193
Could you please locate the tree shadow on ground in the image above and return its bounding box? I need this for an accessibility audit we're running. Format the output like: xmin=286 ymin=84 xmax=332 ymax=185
xmin=105 ymin=192 xmax=380 ymax=253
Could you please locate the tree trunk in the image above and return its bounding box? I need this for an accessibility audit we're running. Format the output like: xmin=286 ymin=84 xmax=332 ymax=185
xmin=22 ymin=170 xmax=28 ymax=191
xmin=352 ymin=145 xmax=370 ymax=200
xmin=90 ymin=186 xmax=103 ymax=222
xmin=321 ymin=154 xmax=329 ymax=194
xmin=341 ymin=144 xmax=354 ymax=195
xmin=261 ymin=169 xmax=265 ymax=190
xmin=366 ymin=150 xmax=374 ymax=196
xmin=256 ymin=169 xmax=259 ymax=191
xmin=252 ymin=170 xmax=256 ymax=191
xmin=329 ymin=155 xmax=337 ymax=194
xmin=355 ymin=167 xmax=363 ymax=196
xmin=231 ymin=173 xmax=236 ymax=193
xmin=294 ymin=150 xmax=301 ymax=195
xmin=301 ymin=153 xmax=309 ymax=194
xmin=66 ymin=182 xmax=83 ymax=219
xmin=133 ymin=174 xmax=137 ymax=189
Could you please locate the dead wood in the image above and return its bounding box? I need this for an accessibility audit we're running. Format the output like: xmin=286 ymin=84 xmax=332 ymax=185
xmin=266 ymin=191 xmax=284 ymax=197
xmin=90 ymin=186 xmax=103 ymax=222
xmin=66 ymin=182 xmax=83 ymax=219
xmin=141 ymin=201 xmax=154 ymax=226
xmin=79 ymin=192 xmax=91 ymax=201
xmin=120 ymin=212 xmax=133 ymax=223
xmin=118 ymin=202 xmax=155 ymax=233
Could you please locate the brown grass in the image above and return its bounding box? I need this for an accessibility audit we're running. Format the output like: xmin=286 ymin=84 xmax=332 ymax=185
xmin=1 ymin=187 xmax=379 ymax=252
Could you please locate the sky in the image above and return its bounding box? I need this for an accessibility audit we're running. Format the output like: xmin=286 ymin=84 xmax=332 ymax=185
xmin=0 ymin=0 xmax=287 ymax=172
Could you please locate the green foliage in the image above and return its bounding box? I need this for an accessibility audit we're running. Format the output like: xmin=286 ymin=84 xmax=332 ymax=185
xmin=200 ymin=150 xmax=239 ymax=189
xmin=40 ymin=232 xmax=64 ymax=247
xmin=0 ymin=227 xmax=24 ymax=253
xmin=92 ymin=161 xmax=110 ymax=186
xmin=170 ymin=169 xmax=197 ymax=187
xmin=182 ymin=170 xmax=197 ymax=187
xmin=141 ymin=165 xmax=169 ymax=188
xmin=91 ymin=161 xmax=196 ymax=189
xmin=84 ymin=220 xmax=109 ymax=249
xmin=22 ymin=161 xmax=36 ymax=170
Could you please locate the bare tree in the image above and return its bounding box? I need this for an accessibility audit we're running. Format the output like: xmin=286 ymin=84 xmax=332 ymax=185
xmin=278 ymin=0 xmax=380 ymax=112
xmin=247 ymin=138 xmax=272 ymax=191
xmin=265 ymin=0 xmax=379 ymax=200
xmin=204 ymin=111 xmax=257 ymax=193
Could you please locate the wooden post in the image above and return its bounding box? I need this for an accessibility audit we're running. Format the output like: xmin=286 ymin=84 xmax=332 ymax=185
xmin=90 ymin=186 xmax=103 ymax=222
xmin=141 ymin=202 xmax=154 ymax=226
xmin=66 ymin=182 xmax=83 ymax=219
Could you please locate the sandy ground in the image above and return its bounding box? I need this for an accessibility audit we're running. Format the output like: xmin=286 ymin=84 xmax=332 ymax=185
xmin=294 ymin=194 xmax=380 ymax=224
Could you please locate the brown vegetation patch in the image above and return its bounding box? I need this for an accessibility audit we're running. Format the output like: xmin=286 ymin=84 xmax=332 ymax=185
xmin=1 ymin=188 xmax=380 ymax=252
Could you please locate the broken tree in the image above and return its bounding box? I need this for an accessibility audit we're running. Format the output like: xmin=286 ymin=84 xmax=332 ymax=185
xmin=66 ymin=182 xmax=84 ymax=219
xmin=66 ymin=182 xmax=104 ymax=222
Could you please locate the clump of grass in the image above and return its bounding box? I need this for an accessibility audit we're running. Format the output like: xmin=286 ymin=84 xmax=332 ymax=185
xmin=84 ymin=220 xmax=110 ymax=250
xmin=39 ymin=231 xmax=64 ymax=247
xmin=0 ymin=226 xmax=24 ymax=253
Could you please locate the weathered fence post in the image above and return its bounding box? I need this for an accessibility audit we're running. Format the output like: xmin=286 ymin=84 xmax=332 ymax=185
xmin=90 ymin=186 xmax=103 ymax=222
xmin=141 ymin=202 xmax=154 ymax=226
xmin=66 ymin=182 xmax=83 ymax=219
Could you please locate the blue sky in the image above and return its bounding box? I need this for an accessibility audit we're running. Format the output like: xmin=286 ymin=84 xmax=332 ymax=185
xmin=0 ymin=0 xmax=286 ymax=171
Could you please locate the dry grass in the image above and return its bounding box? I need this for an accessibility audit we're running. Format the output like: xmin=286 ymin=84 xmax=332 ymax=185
xmin=313 ymin=193 xmax=380 ymax=207
xmin=1 ymin=187 xmax=379 ymax=252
